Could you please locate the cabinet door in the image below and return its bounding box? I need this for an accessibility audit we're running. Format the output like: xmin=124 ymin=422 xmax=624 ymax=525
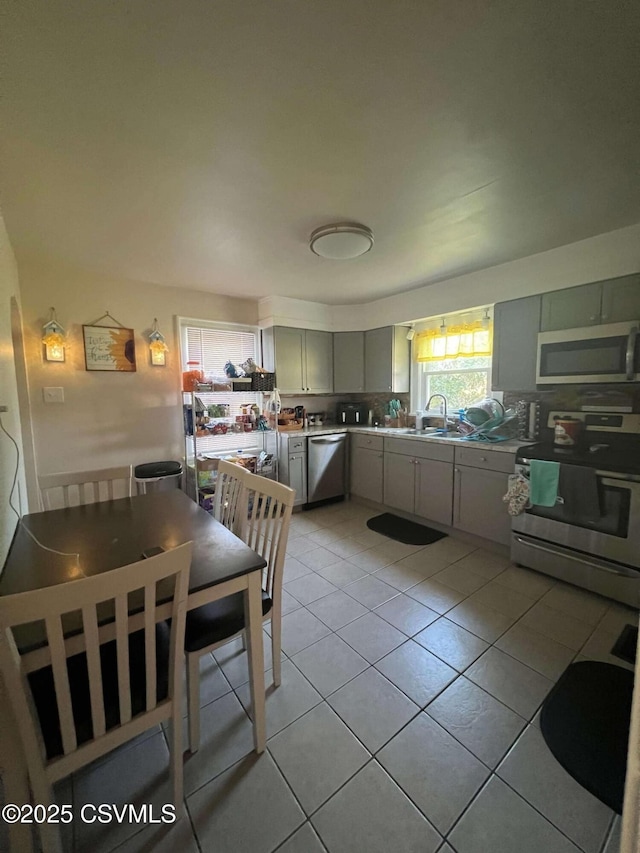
xmin=453 ymin=465 xmax=511 ymax=545
xmin=600 ymin=274 xmax=640 ymax=324
xmin=365 ymin=327 xmax=392 ymax=392
xmin=351 ymin=446 xmax=383 ymax=504
xmin=334 ymin=331 xmax=365 ymax=392
xmin=492 ymin=295 xmax=541 ymax=392
xmin=288 ymin=452 xmax=307 ymax=506
xmin=274 ymin=327 xmax=305 ymax=393
xmin=540 ymin=283 xmax=602 ymax=331
xmin=383 ymin=452 xmax=415 ymax=514
xmin=305 ymin=330 xmax=334 ymax=393
xmin=414 ymin=458 xmax=453 ymax=526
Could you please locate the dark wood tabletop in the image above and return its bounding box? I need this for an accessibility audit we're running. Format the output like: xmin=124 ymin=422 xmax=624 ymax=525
xmin=0 ymin=490 xmax=267 ymax=653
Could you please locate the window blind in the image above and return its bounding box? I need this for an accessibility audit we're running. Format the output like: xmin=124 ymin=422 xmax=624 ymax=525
xmin=183 ymin=324 xmax=262 ymax=454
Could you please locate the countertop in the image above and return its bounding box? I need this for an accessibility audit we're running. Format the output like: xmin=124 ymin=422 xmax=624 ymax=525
xmin=277 ymin=425 xmax=523 ymax=454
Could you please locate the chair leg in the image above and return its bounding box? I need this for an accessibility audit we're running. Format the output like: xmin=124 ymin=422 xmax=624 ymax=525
xmin=186 ymin=652 xmax=201 ymax=753
xmin=31 ymin=778 xmax=63 ymax=853
xmin=271 ymin=616 xmax=282 ymax=688
xmin=169 ymin=709 xmax=184 ymax=811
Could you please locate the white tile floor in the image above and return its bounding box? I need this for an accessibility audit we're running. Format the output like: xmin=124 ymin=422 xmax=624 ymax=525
xmin=18 ymin=500 xmax=638 ymax=852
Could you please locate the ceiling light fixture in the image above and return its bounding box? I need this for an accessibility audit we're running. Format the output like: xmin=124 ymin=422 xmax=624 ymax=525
xmin=309 ymin=223 xmax=374 ymax=260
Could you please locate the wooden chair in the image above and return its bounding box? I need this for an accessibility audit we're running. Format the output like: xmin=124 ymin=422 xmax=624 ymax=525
xmin=38 ymin=466 xmax=133 ymax=510
xmin=185 ymin=474 xmax=294 ymax=752
xmin=0 ymin=543 xmax=192 ymax=853
xmin=211 ymin=459 xmax=251 ymax=533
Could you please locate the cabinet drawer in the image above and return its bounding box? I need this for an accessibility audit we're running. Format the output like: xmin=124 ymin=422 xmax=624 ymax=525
xmin=288 ymin=437 xmax=307 ymax=453
xmin=454 ymin=446 xmax=515 ymax=474
xmin=384 ymin=437 xmax=454 ymax=463
xmin=352 ymin=433 xmax=384 ymax=452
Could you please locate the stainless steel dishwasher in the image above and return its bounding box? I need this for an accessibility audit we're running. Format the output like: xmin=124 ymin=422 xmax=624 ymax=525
xmin=307 ymin=433 xmax=347 ymax=503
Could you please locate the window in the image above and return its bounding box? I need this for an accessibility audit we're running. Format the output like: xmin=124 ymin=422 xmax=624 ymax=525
xmin=181 ymin=320 xmax=262 ymax=455
xmin=412 ymin=312 xmax=494 ymax=413
xmin=420 ymin=355 xmax=492 ymax=411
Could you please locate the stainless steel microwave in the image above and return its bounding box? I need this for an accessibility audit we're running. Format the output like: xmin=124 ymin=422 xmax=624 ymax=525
xmin=536 ymin=320 xmax=640 ymax=384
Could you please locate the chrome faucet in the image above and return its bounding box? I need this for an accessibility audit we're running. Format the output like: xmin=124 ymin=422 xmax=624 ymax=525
xmin=426 ymin=394 xmax=448 ymax=431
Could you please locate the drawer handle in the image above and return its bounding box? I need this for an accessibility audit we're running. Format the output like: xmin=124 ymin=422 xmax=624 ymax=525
xmin=480 ymin=456 xmax=487 ymax=462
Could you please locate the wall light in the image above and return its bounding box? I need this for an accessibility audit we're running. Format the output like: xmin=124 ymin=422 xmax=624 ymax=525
xmin=42 ymin=308 xmax=66 ymax=362
xmin=148 ymin=318 xmax=168 ymax=366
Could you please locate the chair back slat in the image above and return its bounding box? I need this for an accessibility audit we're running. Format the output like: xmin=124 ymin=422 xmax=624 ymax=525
xmin=38 ymin=466 xmax=133 ymax=511
xmin=0 ymin=543 xmax=192 ymax=790
xmin=213 ymin=460 xmax=250 ymax=533
xmin=239 ymin=475 xmax=294 ymax=600
xmin=114 ymin=594 xmax=132 ymax=724
xmin=44 ymin=615 xmax=78 ymax=756
xmin=144 ymin=583 xmax=157 ymax=711
xmin=81 ymin=604 xmax=106 ymax=738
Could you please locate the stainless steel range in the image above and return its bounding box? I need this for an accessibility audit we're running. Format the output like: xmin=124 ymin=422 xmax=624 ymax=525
xmin=512 ymin=410 xmax=640 ymax=607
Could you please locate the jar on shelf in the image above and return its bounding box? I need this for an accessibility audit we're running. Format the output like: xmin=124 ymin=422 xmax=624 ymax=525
xmin=182 ymin=361 xmax=204 ymax=391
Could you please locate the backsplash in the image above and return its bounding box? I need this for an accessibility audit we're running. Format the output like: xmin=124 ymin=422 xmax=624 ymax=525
xmin=279 ymin=392 xmax=410 ymax=425
xmin=504 ymin=386 xmax=640 ymax=414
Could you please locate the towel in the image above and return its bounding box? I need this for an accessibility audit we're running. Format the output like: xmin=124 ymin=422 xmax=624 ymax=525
xmin=558 ymin=465 xmax=601 ymax=522
xmin=530 ymin=460 xmax=560 ymax=507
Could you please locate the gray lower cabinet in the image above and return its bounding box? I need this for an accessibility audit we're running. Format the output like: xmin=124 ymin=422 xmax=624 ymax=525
xmin=383 ymin=438 xmax=454 ymax=525
xmin=364 ymin=326 xmax=410 ymax=393
xmin=334 ymin=331 xmax=365 ymax=392
xmin=452 ymin=447 xmax=515 ymax=546
xmin=414 ymin=458 xmax=454 ymax=526
xmin=383 ymin=452 xmax=416 ymax=515
xmin=492 ymin=295 xmax=541 ymax=391
xmin=351 ymin=445 xmax=384 ymax=504
xmin=277 ymin=435 xmax=307 ymax=505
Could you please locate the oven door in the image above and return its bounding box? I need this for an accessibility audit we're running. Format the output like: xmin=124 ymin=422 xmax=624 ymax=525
xmin=536 ymin=321 xmax=639 ymax=384
xmin=513 ymin=465 xmax=640 ymax=569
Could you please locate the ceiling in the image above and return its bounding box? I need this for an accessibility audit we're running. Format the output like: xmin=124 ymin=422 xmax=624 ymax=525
xmin=1 ymin=1 xmax=639 ymax=305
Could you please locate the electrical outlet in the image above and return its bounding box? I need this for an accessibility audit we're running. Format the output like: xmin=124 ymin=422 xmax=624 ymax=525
xmin=0 ymin=405 xmax=8 ymax=413
xmin=43 ymin=387 xmax=64 ymax=404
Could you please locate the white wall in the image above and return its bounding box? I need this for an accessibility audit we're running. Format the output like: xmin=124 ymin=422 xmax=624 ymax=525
xmin=0 ymin=213 xmax=27 ymax=567
xmin=259 ymin=223 xmax=640 ymax=331
xmin=17 ymin=255 xmax=259 ymax=480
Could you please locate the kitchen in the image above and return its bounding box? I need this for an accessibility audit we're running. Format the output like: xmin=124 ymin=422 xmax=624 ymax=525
xmin=2 ymin=2 xmax=640 ymax=852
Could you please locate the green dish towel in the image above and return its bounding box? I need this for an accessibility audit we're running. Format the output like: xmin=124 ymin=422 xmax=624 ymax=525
xmin=530 ymin=460 xmax=560 ymax=507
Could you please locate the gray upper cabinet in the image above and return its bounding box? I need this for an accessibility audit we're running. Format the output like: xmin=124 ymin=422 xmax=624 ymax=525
xmin=334 ymin=331 xmax=365 ymax=393
xmin=540 ymin=274 xmax=640 ymax=331
xmin=364 ymin=326 xmax=410 ymax=393
xmin=491 ymin=295 xmax=541 ymax=391
xmin=305 ymin=330 xmax=333 ymax=393
xmin=262 ymin=326 xmax=333 ymax=393
xmin=600 ymin=274 xmax=640 ymax=323
xmin=540 ymin=283 xmax=602 ymax=331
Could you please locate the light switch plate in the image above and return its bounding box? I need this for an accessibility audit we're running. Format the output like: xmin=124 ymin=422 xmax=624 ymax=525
xmin=43 ymin=386 xmax=64 ymax=403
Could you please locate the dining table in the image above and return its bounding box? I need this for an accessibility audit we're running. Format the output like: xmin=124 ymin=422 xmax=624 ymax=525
xmin=0 ymin=488 xmax=268 ymax=851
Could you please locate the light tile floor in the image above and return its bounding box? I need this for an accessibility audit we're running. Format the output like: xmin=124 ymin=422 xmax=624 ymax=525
xmin=14 ymin=500 xmax=637 ymax=852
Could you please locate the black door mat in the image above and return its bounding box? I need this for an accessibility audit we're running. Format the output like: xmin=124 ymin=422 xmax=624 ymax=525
xmin=366 ymin=513 xmax=447 ymax=546
xmin=540 ymin=661 xmax=634 ymax=814
xmin=611 ymin=624 xmax=638 ymax=666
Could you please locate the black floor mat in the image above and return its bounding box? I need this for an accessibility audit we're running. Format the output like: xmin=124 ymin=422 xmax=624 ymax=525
xmin=366 ymin=513 xmax=447 ymax=546
xmin=611 ymin=624 xmax=638 ymax=666
xmin=540 ymin=661 xmax=634 ymax=814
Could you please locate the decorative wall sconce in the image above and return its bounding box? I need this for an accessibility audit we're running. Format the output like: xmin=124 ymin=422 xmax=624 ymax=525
xmin=42 ymin=308 xmax=66 ymax=362
xmin=148 ymin=318 xmax=168 ymax=366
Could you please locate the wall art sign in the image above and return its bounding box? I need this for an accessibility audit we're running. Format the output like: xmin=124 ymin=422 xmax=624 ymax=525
xmin=83 ymin=325 xmax=136 ymax=372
